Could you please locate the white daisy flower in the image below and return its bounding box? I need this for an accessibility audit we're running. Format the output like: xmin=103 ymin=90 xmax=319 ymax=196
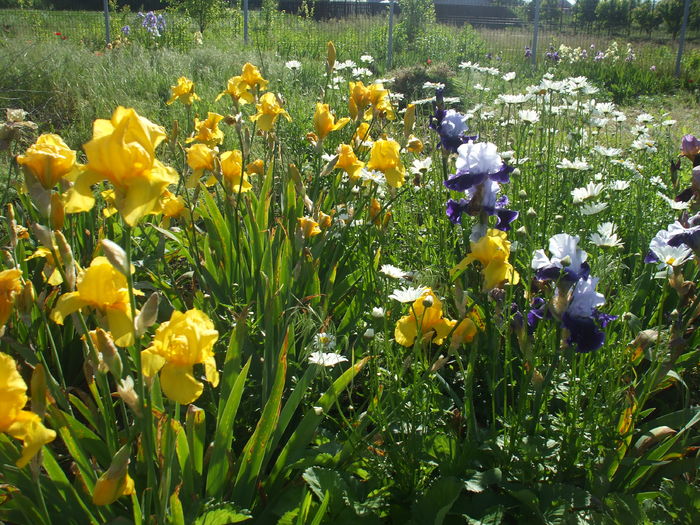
xmin=557 ymin=158 xmax=592 ymax=171
xmin=380 ymin=264 xmax=409 ymax=279
xmin=518 ymin=110 xmax=540 ymax=124
xmin=389 ymin=286 xmax=429 ymax=303
xmin=308 ymin=351 xmax=347 ymax=367
xmin=593 ymin=146 xmax=622 ymax=157
xmin=313 ymin=332 xmax=336 ymax=350
xmin=636 ymin=113 xmax=654 ymax=123
xmin=580 ymin=202 xmax=609 ymax=215
xmin=589 ymin=222 xmax=623 ymax=248
xmin=572 ymin=182 xmax=605 ymax=204
xmin=371 ymin=307 xmax=385 ymax=318
xmin=422 ymin=81 xmax=445 ymax=90
xmin=658 ymin=192 xmax=690 ymax=210
xmin=360 ymin=54 xmax=374 ymax=64
xmin=609 ymin=180 xmax=630 ymax=191
xmin=502 ymin=72 xmax=516 ymax=81
xmin=285 ymin=60 xmax=301 ymax=71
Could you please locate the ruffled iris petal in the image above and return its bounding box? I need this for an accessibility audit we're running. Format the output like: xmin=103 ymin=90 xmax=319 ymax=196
xmin=160 ymin=363 xmax=203 ymax=405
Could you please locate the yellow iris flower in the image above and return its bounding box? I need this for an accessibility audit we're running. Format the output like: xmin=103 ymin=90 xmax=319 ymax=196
xmin=250 ymin=92 xmax=292 ymax=132
xmin=395 ymin=289 xmax=456 ymax=347
xmin=141 ymin=309 xmax=219 ymax=405
xmin=50 ymin=256 xmax=141 ymax=347
xmin=240 ymin=62 xmax=268 ymax=91
xmin=92 ymin=445 xmax=134 ymax=505
xmin=185 ymin=143 xmax=218 ymax=188
xmin=453 ymin=229 xmax=520 ymax=291
xmin=220 ymin=150 xmax=252 ymax=193
xmin=64 ymin=107 xmax=178 ymax=227
xmin=16 ymin=133 xmax=77 ymax=190
xmin=366 ymin=139 xmax=405 ymax=188
xmin=298 ymin=217 xmax=321 ymax=238
xmin=313 ymin=103 xmax=350 ymax=142
xmin=335 ymin=144 xmax=365 ymax=180
xmin=0 ymin=352 xmax=56 ymax=467
xmin=215 ymin=75 xmax=254 ymax=105
xmin=187 ymin=112 xmax=225 ymax=148
xmin=0 ymin=269 xmax=23 ymax=330
xmin=166 ymin=76 xmax=201 ymax=106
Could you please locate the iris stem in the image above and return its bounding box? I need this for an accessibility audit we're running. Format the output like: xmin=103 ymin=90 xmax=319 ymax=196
xmin=123 ymin=224 xmax=157 ymax=519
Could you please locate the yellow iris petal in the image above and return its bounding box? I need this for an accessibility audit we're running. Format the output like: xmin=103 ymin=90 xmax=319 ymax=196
xmin=160 ymin=363 xmax=203 ymax=405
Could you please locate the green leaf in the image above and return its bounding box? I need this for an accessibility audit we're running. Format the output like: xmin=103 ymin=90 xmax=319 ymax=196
xmin=194 ymin=503 xmax=251 ymax=525
xmin=463 ymin=469 xmax=502 ymax=493
xmin=266 ymin=357 xmax=370 ymax=492
xmin=410 ymin=476 xmax=463 ymax=525
xmin=205 ymin=357 xmax=251 ymax=500
xmin=232 ymin=331 xmax=289 ymax=507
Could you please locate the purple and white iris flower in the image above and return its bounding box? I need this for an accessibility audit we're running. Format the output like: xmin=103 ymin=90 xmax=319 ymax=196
xmin=444 ymin=141 xmax=518 ymax=233
xmin=560 ymin=277 xmax=613 ymax=353
xmin=430 ymin=108 xmax=476 ymax=153
xmin=645 ymin=222 xmax=695 ymax=269
xmin=681 ymin=134 xmax=700 ymax=166
xmin=528 ymin=234 xmax=615 ymax=352
xmin=531 ymin=233 xmax=590 ymax=282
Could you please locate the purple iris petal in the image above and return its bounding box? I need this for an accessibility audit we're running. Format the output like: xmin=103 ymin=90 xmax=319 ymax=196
xmin=562 ymin=312 xmax=606 ymax=353
xmin=527 ymin=297 xmax=546 ymax=332
xmin=668 ymin=228 xmax=700 ymax=252
xmin=535 ymin=265 xmax=563 ymax=281
xmin=444 ymin=170 xmax=487 ymax=192
xmin=644 ymin=250 xmax=660 ymax=264
xmin=489 ymin=163 xmax=515 ymax=184
xmin=494 ymin=208 xmax=518 ymax=231
xmin=446 ymin=198 xmax=469 ymax=225
xmin=496 ymin=195 xmax=509 ymax=207
xmin=593 ymin=310 xmax=618 ymax=328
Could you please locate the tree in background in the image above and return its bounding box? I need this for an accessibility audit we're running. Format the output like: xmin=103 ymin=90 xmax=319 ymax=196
xmin=657 ymin=0 xmax=700 ymax=39
xmin=573 ymin=0 xmax=600 ymax=27
xmin=632 ymin=0 xmax=661 ymax=35
xmin=166 ymin=0 xmax=227 ymax=33
xmin=595 ymin=0 xmax=630 ymax=32
xmin=397 ymin=0 xmax=436 ymax=49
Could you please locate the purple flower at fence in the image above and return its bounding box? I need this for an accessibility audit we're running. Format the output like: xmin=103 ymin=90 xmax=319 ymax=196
xmin=121 ymin=25 xmax=130 ymax=36
xmin=594 ymin=51 xmax=604 ymax=61
xmin=650 ymin=65 xmax=657 ymax=72
xmin=524 ymin=46 xmax=532 ymax=58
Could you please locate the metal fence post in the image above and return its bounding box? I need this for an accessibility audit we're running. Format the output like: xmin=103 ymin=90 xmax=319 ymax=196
xmin=243 ymin=0 xmax=249 ymax=44
xmin=102 ymin=0 xmax=111 ymax=47
xmin=531 ymin=0 xmax=541 ymax=66
xmin=387 ymin=0 xmax=395 ymax=70
xmin=675 ymin=0 xmax=691 ymax=78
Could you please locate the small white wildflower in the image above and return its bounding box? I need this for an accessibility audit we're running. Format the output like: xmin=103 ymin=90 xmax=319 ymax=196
xmin=389 ymin=286 xmax=429 ymax=303
xmin=285 ymin=60 xmax=301 ymax=71
xmin=518 ymin=110 xmax=540 ymax=124
xmin=658 ymin=192 xmax=690 ymax=210
xmin=589 ymin=222 xmax=623 ymax=248
xmin=609 ymin=180 xmax=630 ymax=191
xmin=309 ymin=351 xmax=347 ymax=367
xmin=371 ymin=307 xmax=385 ymax=318
xmin=593 ymin=145 xmax=622 ymax=157
xmin=360 ymin=54 xmax=374 ymax=64
xmin=422 ymin=81 xmax=445 ymax=90
xmin=557 ymin=157 xmax=591 ymax=171
xmin=572 ymin=182 xmax=605 ymax=204
xmin=580 ymin=202 xmax=609 ymax=215
xmin=380 ymin=264 xmax=409 ymax=279
xmin=313 ymin=332 xmax=336 ymax=350
xmin=636 ymin=113 xmax=654 ymax=123
xmin=502 ymin=72 xmax=516 ymax=82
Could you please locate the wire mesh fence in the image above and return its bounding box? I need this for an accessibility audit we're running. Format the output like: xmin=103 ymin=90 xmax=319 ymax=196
xmin=1 ymin=5 xmax=698 ymax=74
